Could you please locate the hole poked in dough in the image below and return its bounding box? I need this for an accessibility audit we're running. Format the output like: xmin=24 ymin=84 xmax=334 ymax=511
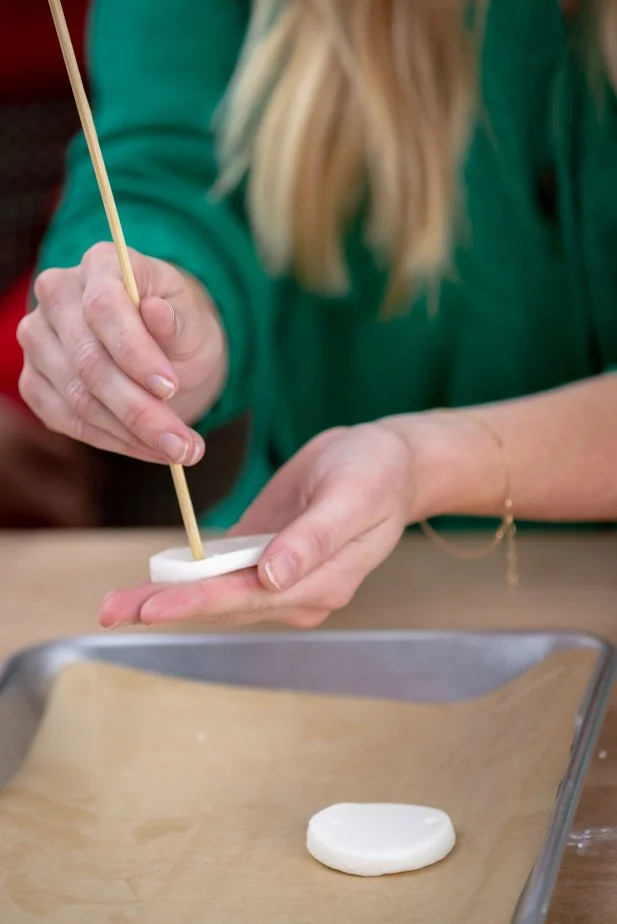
xmin=149 ymin=534 xmax=276 ymax=583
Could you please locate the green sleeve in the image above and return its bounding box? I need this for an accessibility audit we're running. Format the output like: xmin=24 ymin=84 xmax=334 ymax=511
xmin=38 ymin=0 xmax=273 ymax=430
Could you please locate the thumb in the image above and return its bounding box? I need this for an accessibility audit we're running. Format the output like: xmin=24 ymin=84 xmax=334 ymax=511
xmin=258 ymin=481 xmax=368 ymax=592
xmin=139 ymin=295 xmax=178 ymax=351
xmin=140 ymin=266 xmax=216 ymax=364
xmin=140 ymin=292 xmax=215 ymax=371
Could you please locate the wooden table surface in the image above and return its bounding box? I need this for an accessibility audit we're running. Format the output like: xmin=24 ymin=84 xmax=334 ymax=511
xmin=1 ymin=529 xmax=616 ymax=922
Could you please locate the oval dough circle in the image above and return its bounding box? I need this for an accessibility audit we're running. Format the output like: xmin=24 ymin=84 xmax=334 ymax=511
xmin=306 ymin=803 xmax=456 ymax=877
xmin=149 ymin=534 xmax=275 ymax=583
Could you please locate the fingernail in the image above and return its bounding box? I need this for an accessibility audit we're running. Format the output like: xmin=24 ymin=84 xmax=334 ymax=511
xmin=149 ymin=374 xmax=176 ymax=400
xmin=158 ymin=433 xmax=189 ymax=463
xmin=264 ymin=553 xmax=297 ymax=591
xmin=164 ymin=300 xmax=176 ymax=332
xmin=191 ymin=438 xmax=205 ymax=465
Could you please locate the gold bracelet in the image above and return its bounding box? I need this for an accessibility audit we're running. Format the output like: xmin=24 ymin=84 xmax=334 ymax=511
xmin=419 ymin=412 xmax=518 ymax=589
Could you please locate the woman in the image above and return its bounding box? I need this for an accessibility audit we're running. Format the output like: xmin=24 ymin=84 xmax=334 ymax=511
xmin=18 ymin=0 xmax=617 ymax=626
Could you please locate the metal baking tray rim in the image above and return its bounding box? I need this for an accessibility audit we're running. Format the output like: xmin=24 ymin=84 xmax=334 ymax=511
xmin=0 ymin=627 xmax=612 ymax=695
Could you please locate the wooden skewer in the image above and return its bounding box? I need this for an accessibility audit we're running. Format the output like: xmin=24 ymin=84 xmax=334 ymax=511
xmin=48 ymin=0 xmax=204 ymax=561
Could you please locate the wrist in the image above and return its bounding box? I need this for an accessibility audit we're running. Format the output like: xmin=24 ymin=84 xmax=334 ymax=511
xmin=378 ymin=410 xmax=508 ymax=523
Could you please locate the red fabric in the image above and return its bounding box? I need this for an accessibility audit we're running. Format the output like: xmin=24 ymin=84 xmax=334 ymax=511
xmin=0 ymin=1 xmax=88 ymax=102
xmin=0 ymin=2 xmax=88 ymax=410
xmin=0 ymin=275 xmax=29 ymax=409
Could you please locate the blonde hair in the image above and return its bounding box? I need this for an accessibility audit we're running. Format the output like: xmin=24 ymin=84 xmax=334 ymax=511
xmin=217 ymin=0 xmax=617 ymax=309
xmin=599 ymin=0 xmax=617 ymax=86
xmin=217 ymin=0 xmax=475 ymax=309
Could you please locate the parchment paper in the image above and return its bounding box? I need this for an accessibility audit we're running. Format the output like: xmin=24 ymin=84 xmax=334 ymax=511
xmin=0 ymin=649 xmax=597 ymax=923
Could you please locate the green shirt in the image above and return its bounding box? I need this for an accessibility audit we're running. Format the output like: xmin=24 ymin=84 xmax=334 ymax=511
xmin=39 ymin=0 xmax=617 ymax=528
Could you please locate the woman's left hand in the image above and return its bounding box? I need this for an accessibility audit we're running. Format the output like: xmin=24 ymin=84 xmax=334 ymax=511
xmin=100 ymin=423 xmax=415 ymax=629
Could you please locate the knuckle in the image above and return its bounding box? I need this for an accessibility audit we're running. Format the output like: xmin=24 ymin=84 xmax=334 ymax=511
xmin=73 ymin=339 xmax=108 ymax=389
xmin=17 ymin=311 xmax=48 ymax=357
xmin=82 ymin=286 xmax=116 ymax=329
xmin=123 ymin=398 xmax=153 ymax=435
xmin=81 ymin=241 xmax=116 ymax=270
xmin=16 ymin=314 xmax=34 ymax=349
xmin=65 ymin=375 xmax=93 ymax=419
xmin=305 ymin=527 xmax=332 ymax=567
xmin=18 ymin=366 xmax=36 ymax=406
xmin=33 ymin=267 xmax=64 ymax=306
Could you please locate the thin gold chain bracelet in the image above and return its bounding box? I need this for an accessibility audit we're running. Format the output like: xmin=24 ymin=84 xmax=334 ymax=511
xmin=419 ymin=412 xmax=518 ymax=590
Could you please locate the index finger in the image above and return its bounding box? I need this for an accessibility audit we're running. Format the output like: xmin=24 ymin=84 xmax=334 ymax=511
xmin=100 ymin=569 xmax=268 ymax=628
xmin=101 ymin=557 xmax=338 ymax=628
xmin=80 ymin=244 xmax=178 ymax=400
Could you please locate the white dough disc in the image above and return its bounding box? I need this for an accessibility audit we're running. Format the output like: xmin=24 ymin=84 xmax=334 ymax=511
xmin=306 ymin=803 xmax=456 ymax=877
xmin=149 ymin=534 xmax=275 ymax=583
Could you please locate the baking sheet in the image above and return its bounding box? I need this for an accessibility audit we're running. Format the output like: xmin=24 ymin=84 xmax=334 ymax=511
xmin=0 ymin=641 xmax=606 ymax=924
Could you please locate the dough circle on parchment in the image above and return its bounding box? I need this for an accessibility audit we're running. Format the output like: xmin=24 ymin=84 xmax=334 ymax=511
xmin=306 ymin=803 xmax=456 ymax=877
xmin=149 ymin=534 xmax=276 ymax=583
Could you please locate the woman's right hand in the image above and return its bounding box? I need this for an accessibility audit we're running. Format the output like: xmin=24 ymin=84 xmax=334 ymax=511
xmin=17 ymin=243 xmax=226 ymax=465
